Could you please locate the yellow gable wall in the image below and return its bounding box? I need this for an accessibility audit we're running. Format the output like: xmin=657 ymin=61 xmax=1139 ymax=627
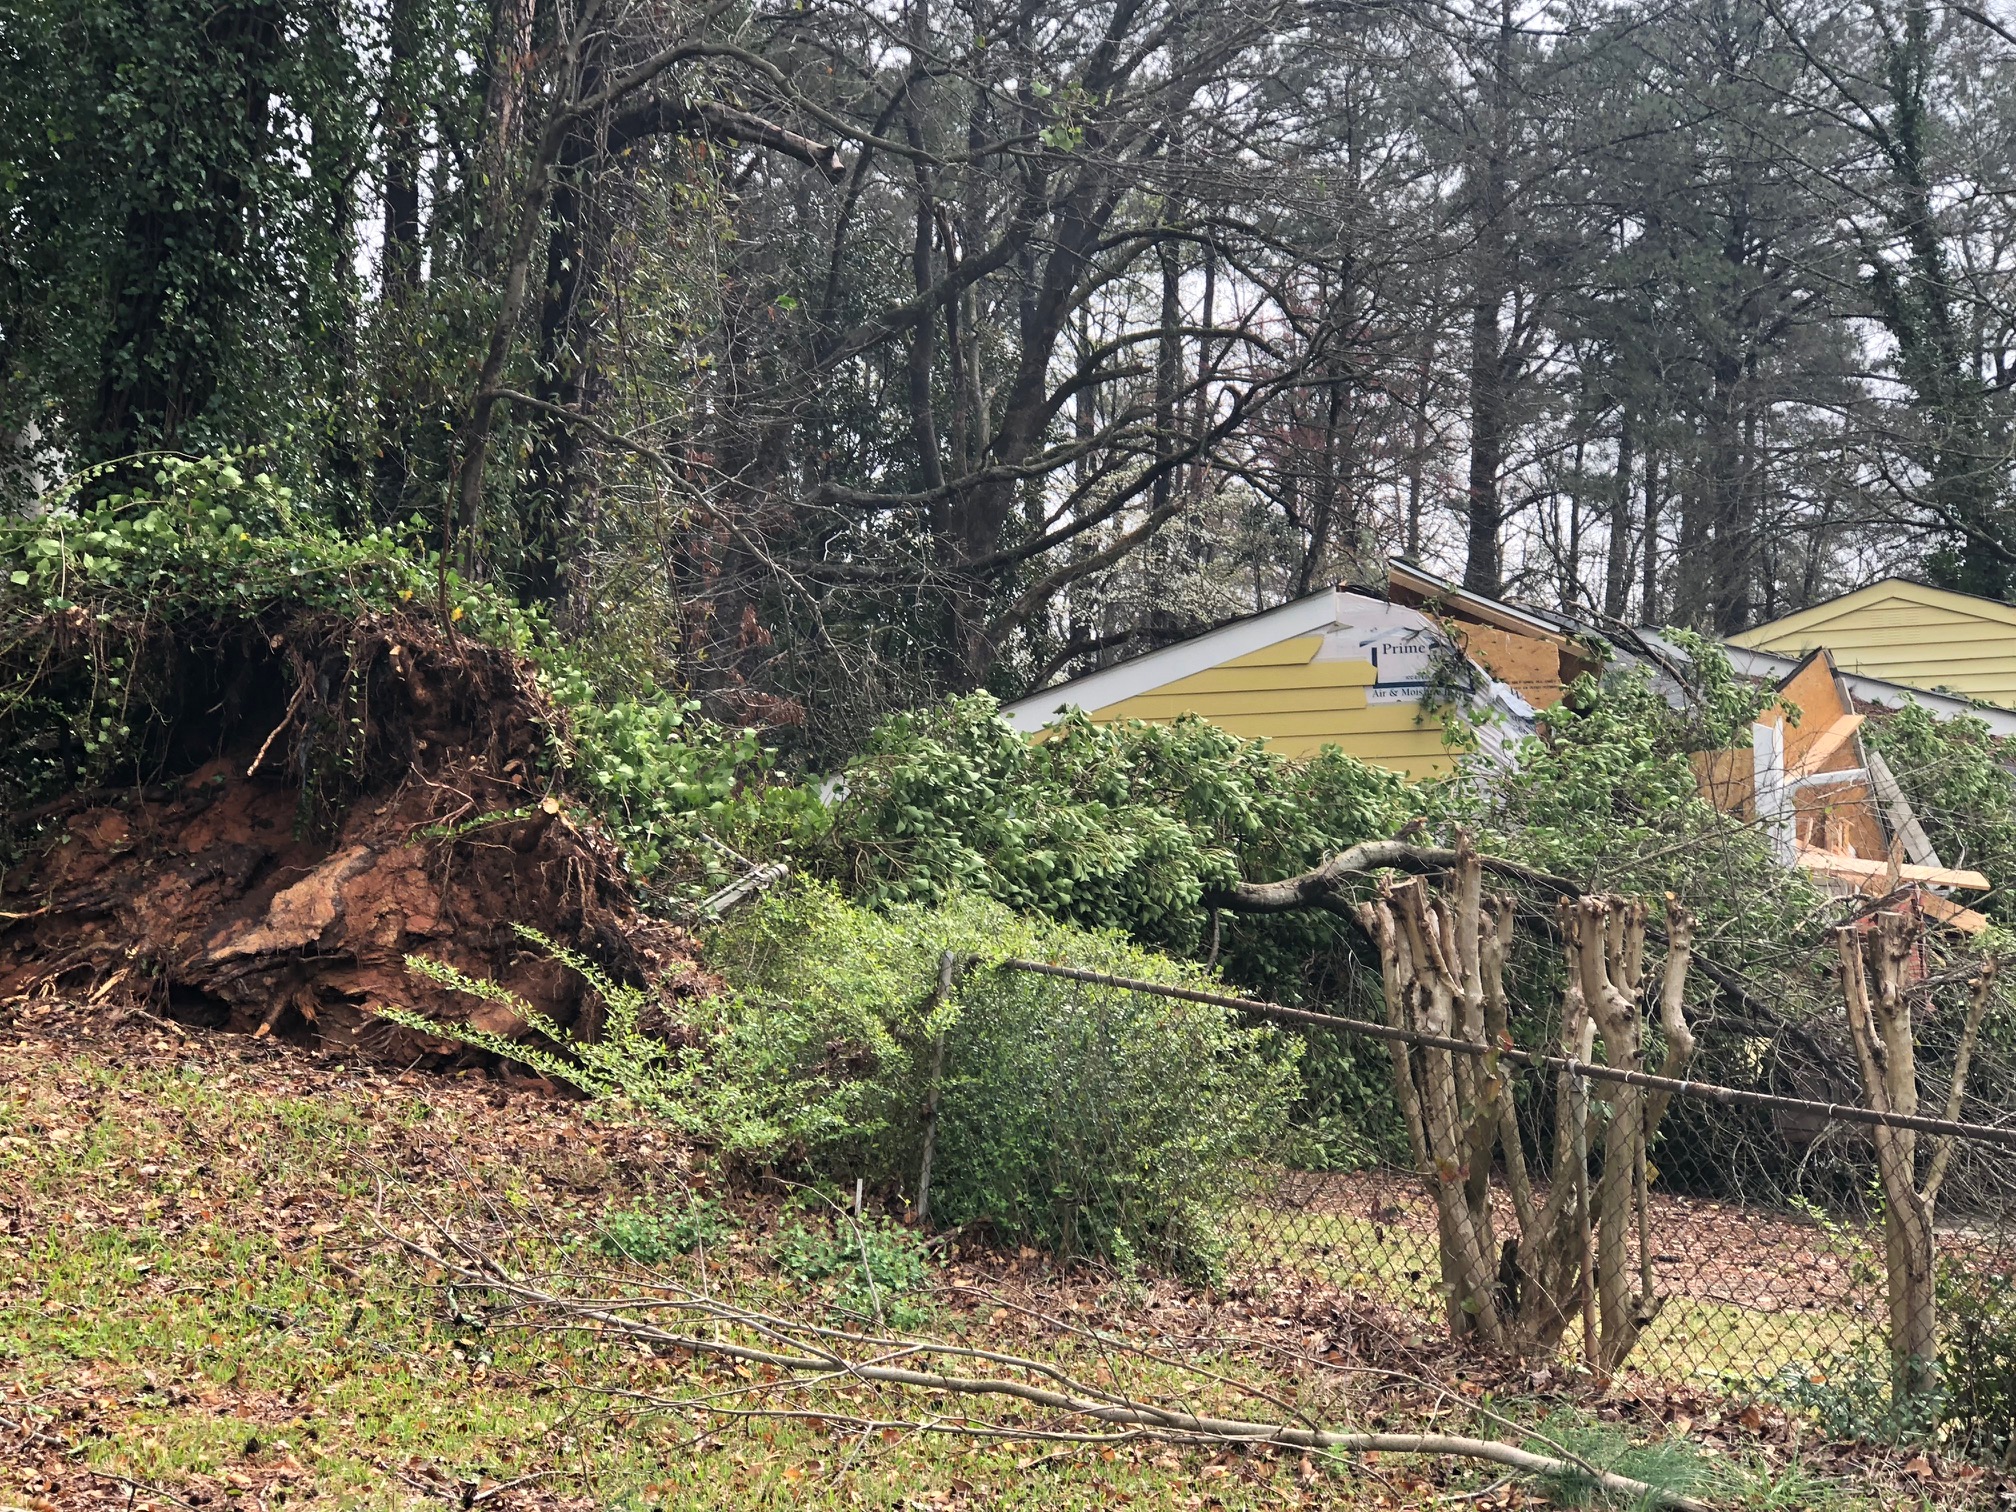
xmin=1732 ymin=581 xmax=2016 ymax=708
xmin=1083 ymin=635 xmax=1457 ymax=777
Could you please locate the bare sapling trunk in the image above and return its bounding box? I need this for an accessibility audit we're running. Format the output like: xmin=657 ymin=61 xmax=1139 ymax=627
xmin=1357 ymin=843 xmax=1697 ymax=1371
xmin=1507 ymin=916 xmax=1597 ymax=1358
xmin=1498 ymin=895 xmax=1694 ymax=1370
xmin=1569 ymin=895 xmax=1696 ymax=1372
xmin=1356 ymin=837 xmax=1510 ymax=1345
xmin=1836 ymin=913 xmax=1998 ymax=1402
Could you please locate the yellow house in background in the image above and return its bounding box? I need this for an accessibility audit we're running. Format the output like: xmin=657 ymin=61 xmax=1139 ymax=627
xmin=1730 ymin=578 xmax=2016 ymax=710
xmin=1000 ymin=562 xmax=1596 ymax=779
xmin=998 ymin=561 xmax=2005 ymax=929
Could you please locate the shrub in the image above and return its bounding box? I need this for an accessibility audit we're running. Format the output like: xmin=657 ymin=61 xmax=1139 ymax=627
xmin=1939 ymin=1257 xmax=2016 ymax=1461
xmin=596 ymin=1197 xmax=732 ymax=1265
xmin=815 ymin=693 xmax=1410 ymax=1000
xmin=386 ymin=928 xmax=708 ymax=1106
xmin=1761 ymin=1344 xmax=1941 ymax=1448
xmin=772 ymin=1208 xmax=935 ymax=1329
xmin=1754 ymin=1259 xmax=2016 ymax=1461
xmin=706 ymin=882 xmax=1300 ymax=1279
xmin=391 ymin=885 xmax=1298 ymax=1281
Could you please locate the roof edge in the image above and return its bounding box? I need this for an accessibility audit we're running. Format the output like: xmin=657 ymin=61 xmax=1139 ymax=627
xmin=1000 ymin=588 xmax=1347 ymax=730
xmin=1722 ymin=644 xmax=2016 ymax=736
xmin=1733 ymin=576 xmax=2016 ymax=644
xmin=1387 ymin=559 xmax=1573 ymax=645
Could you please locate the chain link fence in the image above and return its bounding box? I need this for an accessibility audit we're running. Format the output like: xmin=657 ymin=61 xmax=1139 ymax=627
xmin=991 ymin=955 xmax=2016 ymax=1434
xmin=1231 ymin=1065 xmax=1891 ymax=1390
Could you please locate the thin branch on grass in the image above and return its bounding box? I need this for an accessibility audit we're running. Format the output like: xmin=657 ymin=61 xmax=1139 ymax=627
xmin=382 ymin=1226 xmax=1714 ymax=1510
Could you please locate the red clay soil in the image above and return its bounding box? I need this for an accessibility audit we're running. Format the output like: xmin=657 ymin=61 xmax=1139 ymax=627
xmin=0 ymin=615 xmax=707 ymax=1061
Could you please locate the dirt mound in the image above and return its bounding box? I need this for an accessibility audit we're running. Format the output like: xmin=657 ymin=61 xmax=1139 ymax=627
xmin=0 ymin=613 xmax=707 ymax=1059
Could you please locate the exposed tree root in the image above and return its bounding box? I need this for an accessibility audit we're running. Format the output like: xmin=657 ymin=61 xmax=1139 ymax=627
xmin=0 ymin=612 xmax=706 ymax=1059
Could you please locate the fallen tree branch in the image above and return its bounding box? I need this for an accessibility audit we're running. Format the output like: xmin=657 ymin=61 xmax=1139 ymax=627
xmin=387 ymin=1229 xmax=1713 ymax=1510
xmin=1201 ymin=838 xmax=1779 ymax=1022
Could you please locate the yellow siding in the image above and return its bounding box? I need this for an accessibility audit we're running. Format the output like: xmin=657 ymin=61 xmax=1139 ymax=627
xmin=1130 ymin=661 xmax=1378 ymax=695
xmin=1787 ymin=603 xmax=1966 ymax=631
xmin=1217 ymin=636 xmax=1325 ymax=668
xmin=1091 ymin=688 xmax=1436 ymax=729
xmin=1735 ymin=581 xmax=2016 ymax=708
xmin=1734 ymin=579 xmax=2016 ymax=639
xmin=1105 ymin=687 xmax=1373 ymax=719
xmin=1084 ymin=646 xmax=1453 ymax=778
xmin=1784 ymin=631 xmax=2016 ymax=660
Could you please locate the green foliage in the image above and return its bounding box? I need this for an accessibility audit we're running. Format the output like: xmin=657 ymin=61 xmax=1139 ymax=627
xmin=3 ymin=451 xmax=508 ymax=628
xmin=1937 ymin=1257 xmax=2016 ymax=1461
xmin=1863 ymin=701 xmax=2016 ymax=928
xmin=390 ymin=886 xmax=1297 ymax=1280
xmin=817 ymin=693 xmax=1411 ymax=999
xmin=595 ymin=1197 xmax=732 ymax=1265
xmin=1442 ymin=638 xmax=1822 ymax=1021
xmin=546 ymin=682 xmax=828 ymax=891
xmin=384 ymin=926 xmax=718 ymax=1131
xmin=1761 ymin=1345 xmax=1941 ymax=1449
xmin=0 ymin=0 xmax=369 ymax=474
xmin=771 ymin=1208 xmax=934 ymax=1328
xmin=1523 ymin=1410 xmax=1705 ymax=1509
xmin=1758 ymin=1243 xmax=2012 ymax=1455
xmin=708 ymin=883 xmax=1301 ymax=1279
xmin=1445 ymin=636 xmax=1778 ymax=883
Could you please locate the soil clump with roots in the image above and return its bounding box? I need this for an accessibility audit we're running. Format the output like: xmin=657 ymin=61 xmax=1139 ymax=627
xmin=0 ymin=611 xmax=705 ymax=1060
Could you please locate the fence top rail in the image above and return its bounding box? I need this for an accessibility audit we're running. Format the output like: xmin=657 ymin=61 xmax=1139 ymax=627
xmin=995 ymin=956 xmax=2016 ymax=1153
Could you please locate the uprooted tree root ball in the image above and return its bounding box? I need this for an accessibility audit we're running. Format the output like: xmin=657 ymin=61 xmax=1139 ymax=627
xmin=0 ymin=611 xmax=707 ymax=1059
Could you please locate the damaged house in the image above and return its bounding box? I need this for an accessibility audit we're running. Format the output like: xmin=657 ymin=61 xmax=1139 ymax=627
xmin=1007 ymin=561 xmax=1997 ymax=930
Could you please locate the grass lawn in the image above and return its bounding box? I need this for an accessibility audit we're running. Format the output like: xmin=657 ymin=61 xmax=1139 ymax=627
xmin=0 ymin=999 xmax=1950 ymax=1511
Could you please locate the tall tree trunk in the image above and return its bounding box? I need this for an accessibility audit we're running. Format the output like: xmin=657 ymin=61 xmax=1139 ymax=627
xmin=1605 ymin=408 xmax=1634 ymax=620
xmin=519 ymin=139 xmax=608 ymax=606
xmin=1462 ymin=0 xmax=1516 ymax=596
xmin=382 ymin=0 xmax=423 ymax=293
xmin=1672 ymin=430 xmax=1713 ymax=628
xmin=1561 ymin=432 xmax=1584 ymax=609
xmin=516 ymin=16 xmax=613 ymax=608
xmin=90 ymin=0 xmax=285 ymax=458
xmin=904 ymin=0 xmax=945 ymax=498
xmin=1640 ymin=440 xmax=1661 ymax=623
xmin=1704 ymin=349 xmax=1752 ymax=634
xmin=1464 ymin=280 xmax=1508 ymax=595
xmin=1298 ymin=373 xmax=1344 ymax=598
xmin=373 ymin=0 xmax=425 ymax=524
xmin=1148 ymin=232 xmax=1183 ymax=629
xmin=1406 ymin=342 xmax=1433 ymax=561
xmin=476 ymin=0 xmax=539 ymax=270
